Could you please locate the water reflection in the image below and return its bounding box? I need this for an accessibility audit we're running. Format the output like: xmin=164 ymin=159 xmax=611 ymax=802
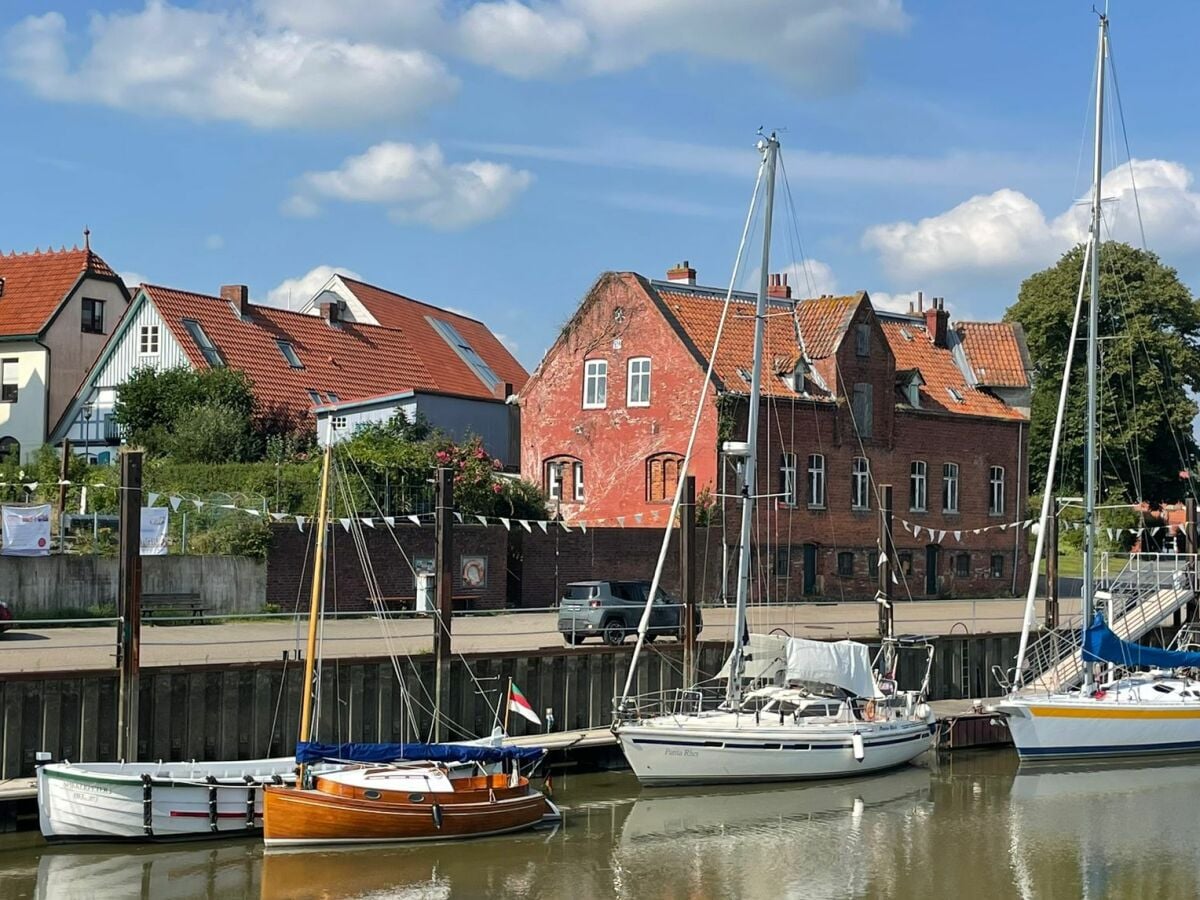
xmin=6 ymin=754 xmax=1200 ymax=899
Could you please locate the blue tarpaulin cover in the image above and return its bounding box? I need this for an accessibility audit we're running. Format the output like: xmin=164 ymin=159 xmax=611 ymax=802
xmin=1082 ymin=612 xmax=1200 ymax=669
xmin=295 ymin=741 xmax=546 ymax=765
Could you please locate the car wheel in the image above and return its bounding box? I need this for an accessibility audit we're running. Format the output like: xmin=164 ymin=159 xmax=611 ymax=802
xmin=602 ymin=620 xmax=627 ymax=646
xmin=565 ymin=632 xmax=586 ymax=645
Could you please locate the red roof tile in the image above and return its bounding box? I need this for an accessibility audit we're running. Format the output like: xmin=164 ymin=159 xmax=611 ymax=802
xmin=882 ymin=320 xmax=1023 ymax=420
xmin=0 ymin=247 xmax=117 ymax=336
xmin=338 ymin=277 xmax=528 ymax=397
xmin=143 ymin=285 xmax=441 ymax=423
xmin=954 ymin=322 xmax=1030 ymax=388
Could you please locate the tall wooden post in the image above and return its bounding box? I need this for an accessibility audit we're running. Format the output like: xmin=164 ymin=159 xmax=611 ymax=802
xmin=433 ymin=467 xmax=454 ymax=742
xmin=680 ymin=475 xmax=697 ymax=686
xmin=116 ymin=450 xmax=143 ymax=762
xmin=1046 ymin=500 xmax=1060 ymax=629
xmin=877 ymin=485 xmax=894 ymax=639
xmin=57 ymin=439 xmax=71 ymax=551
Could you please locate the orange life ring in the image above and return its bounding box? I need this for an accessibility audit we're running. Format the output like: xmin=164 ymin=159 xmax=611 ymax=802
xmin=864 ymin=700 xmax=877 ymax=722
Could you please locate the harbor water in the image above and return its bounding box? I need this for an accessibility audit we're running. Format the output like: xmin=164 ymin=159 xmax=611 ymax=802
xmin=2 ymin=750 xmax=1199 ymax=899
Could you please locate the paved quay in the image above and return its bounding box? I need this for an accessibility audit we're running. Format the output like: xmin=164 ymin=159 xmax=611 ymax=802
xmin=0 ymin=597 xmax=1079 ymax=674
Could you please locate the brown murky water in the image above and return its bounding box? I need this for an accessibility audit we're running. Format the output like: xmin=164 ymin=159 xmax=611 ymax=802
xmin=2 ymin=751 xmax=1198 ymax=899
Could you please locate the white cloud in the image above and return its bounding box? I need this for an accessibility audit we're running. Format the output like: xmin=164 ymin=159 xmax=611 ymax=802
xmin=868 ymin=290 xmax=922 ymax=314
xmin=864 ymin=158 xmax=1200 ymax=280
xmin=779 ymin=260 xmax=839 ymax=298
xmin=493 ymin=331 xmax=520 ymax=356
xmin=255 ymin=0 xmax=446 ymax=41
xmin=262 ymin=264 xmax=362 ymax=310
xmin=457 ymin=2 xmax=588 ymax=78
xmin=289 ymin=142 xmax=533 ymax=230
xmin=4 ymin=5 xmax=456 ymax=128
xmin=120 ymin=271 xmax=149 ymax=288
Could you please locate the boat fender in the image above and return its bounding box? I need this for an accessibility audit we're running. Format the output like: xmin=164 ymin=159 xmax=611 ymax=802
xmin=141 ymin=774 xmax=154 ymax=837
xmin=916 ymin=702 xmax=933 ymax=724
xmin=206 ymin=776 xmax=219 ymax=833
xmin=489 ymin=788 xmax=497 ymax=804
xmin=864 ymin=700 xmax=876 ymax=722
xmin=244 ymin=776 xmax=257 ymax=827
xmin=431 ymin=803 xmax=444 ymax=830
xmin=851 ymin=732 xmax=866 ymax=763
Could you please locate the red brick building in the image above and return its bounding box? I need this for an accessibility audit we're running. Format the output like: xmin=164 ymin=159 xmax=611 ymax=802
xmin=519 ymin=264 xmax=1033 ymax=600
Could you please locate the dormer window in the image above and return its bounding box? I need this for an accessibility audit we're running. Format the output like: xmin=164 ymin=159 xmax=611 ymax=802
xmin=784 ymin=361 xmax=806 ymax=393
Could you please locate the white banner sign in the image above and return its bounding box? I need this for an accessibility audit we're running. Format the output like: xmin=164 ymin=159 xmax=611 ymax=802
xmin=2 ymin=504 xmax=52 ymax=556
xmin=140 ymin=507 xmax=169 ymax=556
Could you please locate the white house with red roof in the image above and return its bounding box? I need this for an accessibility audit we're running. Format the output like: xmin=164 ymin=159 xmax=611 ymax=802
xmin=50 ymin=279 xmax=527 ymax=463
xmin=0 ymin=242 xmax=129 ymax=463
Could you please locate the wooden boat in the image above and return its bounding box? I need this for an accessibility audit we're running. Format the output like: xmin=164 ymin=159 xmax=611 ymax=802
xmin=263 ymin=762 xmax=549 ymax=845
xmin=262 ymin=446 xmax=553 ymax=845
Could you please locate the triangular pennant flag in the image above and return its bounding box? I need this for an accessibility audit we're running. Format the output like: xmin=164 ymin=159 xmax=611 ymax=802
xmin=384 ymin=516 xmax=396 ymax=527
xmin=634 ymin=513 xmax=643 ymax=524
xmin=1025 ymin=519 xmax=1035 ymax=529
xmin=537 ymin=520 xmax=548 ymax=533
xmin=193 ymin=499 xmax=206 ymax=509
xmin=243 ymin=508 xmax=261 ymax=517
xmin=407 ymin=514 xmax=421 ymax=526
xmin=972 ymin=528 xmax=982 ymax=535
xmin=147 ymin=492 xmax=160 ymax=507
xmin=518 ymin=519 xmax=532 ymax=533
xmin=221 ymin=503 xmax=237 ymax=510
xmin=475 ymin=514 xmax=488 ymax=527
xmin=339 ymin=518 xmax=352 ymax=532
xmin=876 ymin=552 xmax=886 ymax=569
xmin=1000 ymin=523 xmax=1009 ymax=531
xmin=891 ymin=569 xmax=899 ymax=584
xmin=500 ymin=517 xmax=511 ymax=531
xmin=937 ymin=530 xmax=946 ymax=543
xmin=169 ymin=495 xmax=183 ymax=512
xmin=453 ymin=511 xmax=463 ymax=523
xmin=57 ymin=479 xmax=71 ymax=486
xmin=559 ymin=521 xmax=571 ymax=532
xmin=954 ymin=530 xmax=962 ymax=542
xmin=295 ymin=515 xmax=306 ymax=531
xmin=25 ymin=482 xmax=38 ymax=491
xmin=579 ymin=522 xmax=587 ymax=534
xmin=360 ymin=517 xmax=375 ymax=528
xmin=1152 ymin=526 xmax=1162 ymax=537
xmin=617 ymin=516 xmax=626 ymax=528
xmin=270 ymin=512 xmax=287 ymax=521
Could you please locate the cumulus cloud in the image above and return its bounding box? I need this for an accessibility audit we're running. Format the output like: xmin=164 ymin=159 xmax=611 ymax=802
xmin=864 ymin=159 xmax=1200 ymax=280
xmin=120 ymin=271 xmax=149 ymax=288
xmin=288 ymin=142 xmax=533 ymax=230
xmin=778 ymin=260 xmax=839 ymax=298
xmin=457 ymin=2 xmax=588 ymax=77
xmin=4 ymin=5 xmax=456 ymax=128
xmin=262 ymin=264 xmax=362 ymax=310
xmin=868 ymin=290 xmax=923 ymax=314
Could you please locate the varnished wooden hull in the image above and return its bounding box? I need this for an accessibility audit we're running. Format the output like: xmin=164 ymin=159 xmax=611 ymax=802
xmin=262 ymin=773 xmax=548 ymax=846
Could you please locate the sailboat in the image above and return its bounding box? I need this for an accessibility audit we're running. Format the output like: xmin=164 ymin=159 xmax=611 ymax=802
xmin=611 ymin=134 xmax=936 ymax=785
xmin=261 ymin=445 xmax=554 ymax=845
xmin=996 ymin=13 xmax=1200 ymax=759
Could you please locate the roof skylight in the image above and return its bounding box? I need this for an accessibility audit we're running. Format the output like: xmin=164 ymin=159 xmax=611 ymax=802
xmin=426 ymin=317 xmax=502 ymax=391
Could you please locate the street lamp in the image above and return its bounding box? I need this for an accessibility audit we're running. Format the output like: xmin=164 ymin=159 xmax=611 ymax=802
xmin=82 ymin=401 xmax=94 ymax=465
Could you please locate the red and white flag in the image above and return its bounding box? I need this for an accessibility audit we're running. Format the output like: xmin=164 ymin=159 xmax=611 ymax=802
xmin=508 ymin=682 xmax=541 ymax=726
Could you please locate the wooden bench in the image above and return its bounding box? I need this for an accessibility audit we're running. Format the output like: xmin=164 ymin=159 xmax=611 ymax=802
xmin=141 ymin=593 xmax=208 ymax=621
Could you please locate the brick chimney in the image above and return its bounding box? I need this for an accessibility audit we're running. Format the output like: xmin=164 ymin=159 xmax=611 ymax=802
xmin=666 ymin=261 xmax=697 ymax=285
xmin=767 ymin=273 xmax=792 ymax=300
xmin=924 ymin=296 xmax=949 ymax=348
xmin=319 ymin=299 xmax=343 ymax=327
xmin=221 ymin=284 xmax=250 ymax=318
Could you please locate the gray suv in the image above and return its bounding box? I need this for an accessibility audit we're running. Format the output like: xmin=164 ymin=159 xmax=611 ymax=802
xmin=557 ymin=580 xmax=702 ymax=646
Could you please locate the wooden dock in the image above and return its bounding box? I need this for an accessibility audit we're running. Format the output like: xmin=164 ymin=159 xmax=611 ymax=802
xmin=929 ymin=698 xmax=1012 ymax=750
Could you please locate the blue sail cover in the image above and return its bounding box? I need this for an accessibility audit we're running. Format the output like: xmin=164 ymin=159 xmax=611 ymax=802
xmin=295 ymin=741 xmax=545 ymax=765
xmin=1082 ymin=613 xmax=1200 ymax=669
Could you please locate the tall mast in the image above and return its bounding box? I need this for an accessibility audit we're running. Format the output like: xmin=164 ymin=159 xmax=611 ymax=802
xmin=727 ymin=133 xmax=779 ymax=707
xmin=298 ymin=443 xmax=334 ymax=779
xmin=1082 ymin=14 xmax=1107 ymax=691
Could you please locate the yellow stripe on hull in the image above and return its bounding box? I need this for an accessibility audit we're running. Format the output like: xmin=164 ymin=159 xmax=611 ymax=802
xmin=1029 ymin=706 xmax=1200 ymax=720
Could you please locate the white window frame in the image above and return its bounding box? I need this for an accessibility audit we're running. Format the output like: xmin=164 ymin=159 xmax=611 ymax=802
xmin=573 ymin=461 xmax=584 ymax=501
xmin=0 ymin=358 xmax=17 ymax=403
xmin=547 ymin=462 xmax=563 ymax=500
xmin=807 ymin=454 xmax=826 ymax=509
xmin=851 ymin=457 xmax=870 ymax=511
xmin=780 ymin=453 xmax=797 ymax=507
xmin=910 ymin=460 xmax=927 ymax=512
xmin=582 ymin=359 xmax=608 ymax=409
xmin=627 ymin=357 xmax=651 ymax=407
xmin=989 ymin=466 xmax=1005 ymax=516
xmin=139 ymin=325 xmax=160 ymax=356
xmin=942 ymin=463 xmax=960 ymax=514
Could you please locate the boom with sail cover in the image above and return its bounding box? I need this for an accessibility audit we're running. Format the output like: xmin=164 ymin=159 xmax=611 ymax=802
xmin=1081 ymin=613 xmax=1200 ymax=671
xmin=785 ymin=638 xmax=883 ymax=699
xmin=295 ymin=741 xmax=546 ymax=765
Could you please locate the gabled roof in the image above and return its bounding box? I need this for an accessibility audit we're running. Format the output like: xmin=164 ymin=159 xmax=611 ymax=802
xmin=881 ymin=320 xmax=1024 ymax=420
xmin=142 ymin=285 xmax=442 ymax=422
xmin=0 ymin=247 xmax=119 ymax=336
xmin=954 ymin=321 xmax=1031 ymax=388
xmin=335 ymin=277 xmax=528 ymax=396
xmin=648 ymin=279 xmax=862 ymax=399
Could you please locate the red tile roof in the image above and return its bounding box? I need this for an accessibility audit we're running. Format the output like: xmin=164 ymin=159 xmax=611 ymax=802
xmin=338 ymin=277 xmax=528 ymax=396
xmin=652 ymin=283 xmax=859 ymax=398
xmin=143 ymin=285 xmax=444 ymax=423
xmin=0 ymin=247 xmax=117 ymax=336
xmin=954 ymin=322 xmax=1030 ymax=388
xmin=882 ymin=320 xmax=1023 ymax=420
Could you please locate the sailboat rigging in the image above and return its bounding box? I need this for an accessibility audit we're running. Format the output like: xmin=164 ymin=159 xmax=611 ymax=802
xmin=612 ymin=133 xmax=936 ymax=785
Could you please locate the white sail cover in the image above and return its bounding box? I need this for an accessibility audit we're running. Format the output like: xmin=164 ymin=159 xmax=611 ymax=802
xmin=717 ymin=634 xmax=788 ymax=682
xmin=784 ymin=638 xmax=881 ymax=699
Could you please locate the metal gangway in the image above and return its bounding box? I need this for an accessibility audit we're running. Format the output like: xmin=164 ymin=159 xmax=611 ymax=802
xmin=1016 ymin=553 xmax=1198 ymax=694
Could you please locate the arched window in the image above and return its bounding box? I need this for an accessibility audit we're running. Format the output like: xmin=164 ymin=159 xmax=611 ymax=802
xmin=646 ymin=452 xmax=684 ymax=503
xmin=0 ymin=436 xmax=18 ymax=464
xmin=544 ymin=455 xmax=583 ymax=503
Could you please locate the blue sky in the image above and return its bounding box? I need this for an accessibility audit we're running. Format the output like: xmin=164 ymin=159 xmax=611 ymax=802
xmin=3 ymin=1 xmax=1199 ymax=369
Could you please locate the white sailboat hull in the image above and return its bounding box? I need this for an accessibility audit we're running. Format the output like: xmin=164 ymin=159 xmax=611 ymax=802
xmin=616 ymin=716 xmax=932 ymax=785
xmin=998 ymin=692 xmax=1200 ymax=760
xmin=37 ymin=758 xmax=299 ymax=842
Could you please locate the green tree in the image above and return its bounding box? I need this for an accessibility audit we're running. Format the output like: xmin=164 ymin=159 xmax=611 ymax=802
xmin=113 ymin=367 xmax=258 ymax=457
xmin=1006 ymin=242 xmax=1200 ymax=503
xmin=167 ymin=402 xmax=255 ymax=464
